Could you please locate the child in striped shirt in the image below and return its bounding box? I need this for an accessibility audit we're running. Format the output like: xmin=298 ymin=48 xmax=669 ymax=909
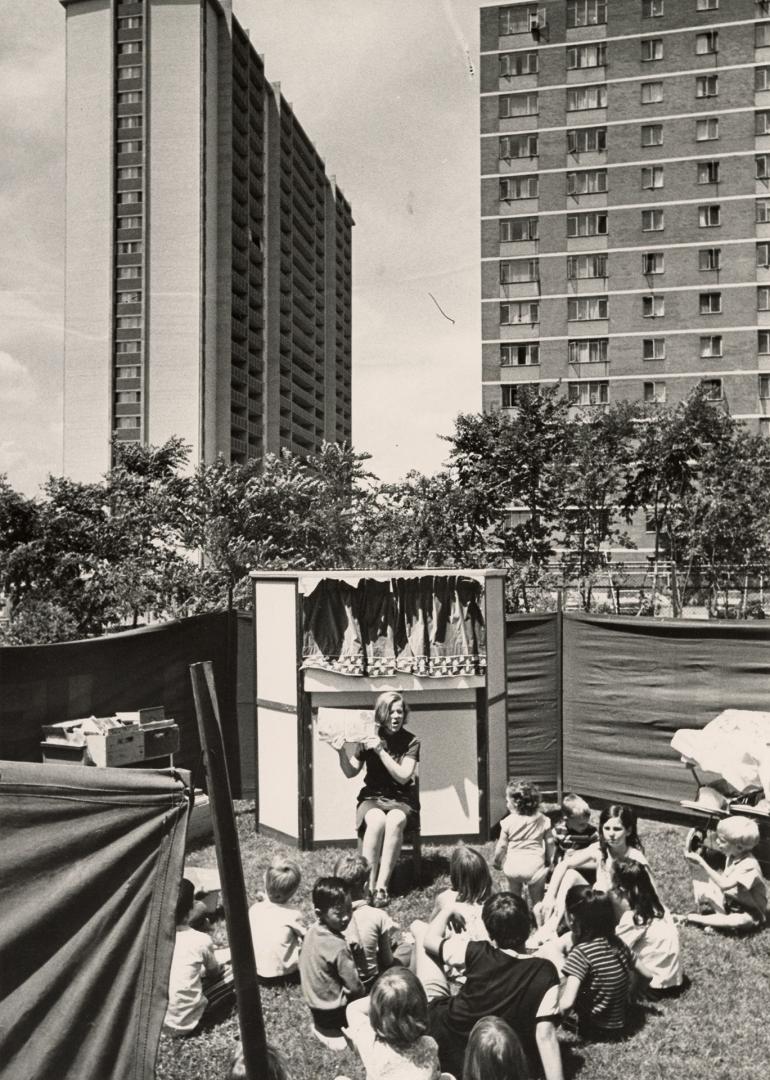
xmin=558 ymin=884 xmax=635 ymax=1039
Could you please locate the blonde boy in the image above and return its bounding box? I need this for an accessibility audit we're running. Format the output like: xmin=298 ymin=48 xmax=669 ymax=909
xmin=248 ymin=856 xmax=305 ymax=982
xmin=681 ymin=817 xmax=767 ymax=931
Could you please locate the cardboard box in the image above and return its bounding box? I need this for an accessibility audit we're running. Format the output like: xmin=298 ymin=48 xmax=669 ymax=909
xmin=84 ymin=726 xmax=145 ymax=767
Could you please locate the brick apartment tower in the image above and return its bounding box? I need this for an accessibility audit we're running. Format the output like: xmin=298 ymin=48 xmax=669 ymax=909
xmin=60 ymin=0 xmax=352 ymax=482
xmin=480 ymin=0 xmax=770 ymax=423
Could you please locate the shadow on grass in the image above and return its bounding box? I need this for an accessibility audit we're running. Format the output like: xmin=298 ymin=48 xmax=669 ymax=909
xmin=389 ymin=846 xmax=450 ymax=896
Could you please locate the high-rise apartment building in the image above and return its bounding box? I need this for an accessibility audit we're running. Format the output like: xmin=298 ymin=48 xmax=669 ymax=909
xmin=61 ymin=0 xmax=352 ymax=482
xmin=480 ymin=0 xmax=770 ymax=425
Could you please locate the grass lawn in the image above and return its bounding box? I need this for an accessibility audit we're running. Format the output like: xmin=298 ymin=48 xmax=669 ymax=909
xmin=155 ymin=804 xmax=770 ymax=1080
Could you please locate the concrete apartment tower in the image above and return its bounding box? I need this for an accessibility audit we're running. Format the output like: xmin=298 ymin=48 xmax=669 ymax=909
xmin=60 ymin=0 xmax=352 ymax=482
xmin=480 ymin=0 xmax=770 ymax=423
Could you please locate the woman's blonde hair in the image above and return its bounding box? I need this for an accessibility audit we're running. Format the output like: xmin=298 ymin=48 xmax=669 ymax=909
xmin=374 ymin=691 xmax=408 ymax=732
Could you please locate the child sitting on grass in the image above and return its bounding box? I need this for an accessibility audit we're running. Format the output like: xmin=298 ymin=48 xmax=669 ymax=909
xmin=611 ymin=859 xmax=683 ymax=994
xmin=334 ymin=852 xmax=398 ymax=991
xmin=551 ymin=794 xmax=599 ymax=871
xmin=299 ymin=876 xmax=364 ymax=1049
xmin=163 ymin=878 xmax=234 ymax=1036
xmin=462 ymin=1016 xmax=529 ymax=1080
xmin=344 ymin=967 xmax=441 ymax=1080
xmin=248 ymin=855 xmax=305 ymax=984
xmin=679 ymin=816 xmax=767 ymax=931
xmin=558 ymin=885 xmax=635 ymax=1040
xmin=493 ymin=780 xmax=554 ymax=906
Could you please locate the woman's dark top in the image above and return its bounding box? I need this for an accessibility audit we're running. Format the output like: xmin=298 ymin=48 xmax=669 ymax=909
xmin=356 ymin=727 xmax=420 ymax=813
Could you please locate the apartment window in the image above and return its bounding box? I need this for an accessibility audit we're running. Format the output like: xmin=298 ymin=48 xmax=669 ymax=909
xmin=568 ymin=338 xmax=608 ymax=364
xmin=641 ymin=81 xmax=663 ymax=104
xmin=117 ymin=91 xmax=142 ymax=105
xmin=642 ymin=124 xmax=663 ymax=146
xmin=567 ymin=211 xmax=608 ymax=237
xmin=568 ymin=296 xmax=609 ymax=320
xmin=642 ymin=252 xmax=664 ymax=275
xmin=117 ymin=166 xmax=141 ymax=180
xmin=701 ymin=379 xmax=723 ymax=401
xmin=697 ymin=0 xmax=718 ymax=8
xmin=643 ymin=337 xmax=665 ymax=360
xmin=699 ymin=248 xmax=721 ymax=271
xmin=644 ymin=381 xmax=667 ymax=403
xmin=566 ymin=43 xmax=606 ymax=69
xmin=568 ymin=381 xmax=609 ymax=405
xmin=697 ymin=160 xmax=720 ymax=184
xmin=500 ymin=301 xmax=539 ymax=324
xmin=567 ymin=253 xmax=608 ymax=279
xmin=499 ymin=52 xmax=539 ymax=77
xmin=700 ymin=335 xmax=723 ymax=357
xmin=116 ymin=417 xmax=140 ymax=430
xmin=116 ymin=341 xmax=140 ymax=354
xmin=499 ymin=134 xmax=538 ymax=159
xmin=116 ymin=391 xmax=141 ymax=404
xmin=117 ymin=139 xmax=142 ymax=154
xmin=119 ymin=216 xmax=142 ymax=229
xmin=116 ymin=267 xmax=140 ymax=279
xmin=761 ymin=331 xmax=770 ymax=354
xmin=696 ymin=75 xmax=718 ymax=98
xmin=501 ymin=343 xmax=540 ymax=366
xmin=642 ymin=0 xmax=663 ymax=15
xmin=116 ymin=316 xmax=142 ymax=329
xmin=699 ymin=292 xmax=722 ymax=313
xmin=116 ymin=366 xmax=141 ymax=380
xmin=757 ymin=112 xmax=770 ymax=136
xmin=567 ymin=85 xmax=607 ymax=111
xmin=759 ymin=287 xmax=770 ymax=310
xmin=698 ymin=204 xmax=721 ymax=227
xmin=642 ymin=208 xmax=665 ymax=231
xmin=641 ymin=38 xmax=663 ymax=61
xmin=757 ymin=199 xmax=770 ymax=223
xmin=117 ymin=42 xmax=142 ymax=55
xmin=499 ymin=5 xmax=540 ymax=35
xmin=502 ymin=384 xmax=542 ymax=408
xmin=696 ymin=32 xmax=718 ymax=54
xmin=566 ymin=169 xmax=608 ymax=195
xmin=117 ymin=241 xmax=143 ymax=254
xmin=117 ymin=116 xmax=141 ymax=129
xmin=756 ymin=67 xmax=770 ymax=91
xmin=500 ymin=217 xmax=539 ymax=242
xmin=758 ymin=242 xmax=770 ymax=267
xmin=117 ymin=291 xmax=141 ymax=305
xmin=500 ymin=259 xmax=540 ymax=284
xmin=641 ymin=165 xmax=664 ymax=189
xmin=499 ymin=93 xmax=539 ymax=118
xmin=696 ymin=118 xmax=719 ymax=141
xmin=566 ymin=1 xmax=607 ymax=28
xmin=760 ymin=375 xmax=770 ymax=399
xmin=757 ymin=155 xmax=770 ymax=180
xmin=756 ymin=23 xmax=770 ymax=48
xmin=118 ymin=66 xmax=142 ymax=80
xmin=117 ymin=191 xmax=142 ymax=204
xmin=567 ymin=127 xmax=607 ymax=153
xmin=117 ymin=15 xmax=142 ymax=28
xmin=643 ymin=295 xmax=665 ymax=317
xmin=499 ymin=175 xmax=539 ymax=200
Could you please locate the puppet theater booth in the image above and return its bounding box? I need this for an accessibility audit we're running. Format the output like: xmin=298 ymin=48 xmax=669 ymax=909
xmin=252 ymin=570 xmax=508 ymax=847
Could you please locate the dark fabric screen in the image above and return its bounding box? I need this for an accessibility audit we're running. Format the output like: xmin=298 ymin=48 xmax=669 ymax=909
xmin=0 ymin=761 xmax=189 ymax=1080
xmin=505 ymin=615 xmax=560 ymax=792
xmin=0 ymin=613 xmax=244 ymax=791
xmin=562 ymin=614 xmax=770 ymax=814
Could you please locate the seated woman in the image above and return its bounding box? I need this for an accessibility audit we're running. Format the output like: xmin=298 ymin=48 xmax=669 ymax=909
xmin=336 ymin=691 xmax=420 ymax=907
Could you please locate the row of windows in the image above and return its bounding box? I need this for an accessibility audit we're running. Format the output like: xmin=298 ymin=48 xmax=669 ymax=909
xmin=499 ymin=159 xmax=754 ymax=200
xmin=499 ymin=1 xmax=745 ymax=39
xmin=499 ymin=333 xmax=770 ymax=366
xmin=498 ymin=69 xmax=770 ymax=117
xmin=497 ymin=246 xmax=770 ymax=278
xmin=499 ymin=290 xmax=741 ymax=323
xmin=500 ymin=377 xmax=735 ymax=410
xmin=496 ymin=202 xmax=765 ymax=236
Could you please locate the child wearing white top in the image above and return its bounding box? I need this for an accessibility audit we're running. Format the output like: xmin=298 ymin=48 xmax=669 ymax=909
xmin=248 ymin=856 xmax=305 ymax=983
xmin=611 ymin=859 xmax=683 ymax=994
xmin=493 ymin=780 xmax=554 ymax=904
xmin=679 ymin=816 xmax=768 ymax=931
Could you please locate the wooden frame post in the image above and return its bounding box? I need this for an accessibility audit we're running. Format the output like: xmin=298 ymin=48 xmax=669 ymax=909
xmin=190 ymin=661 xmax=268 ymax=1080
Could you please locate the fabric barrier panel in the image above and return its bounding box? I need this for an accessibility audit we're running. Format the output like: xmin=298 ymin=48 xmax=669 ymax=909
xmin=0 ymin=612 xmax=243 ymax=790
xmin=505 ymin=615 xmax=560 ymax=794
xmin=562 ymin=614 xmax=770 ymax=814
xmin=0 ymin=761 xmax=190 ymax=1080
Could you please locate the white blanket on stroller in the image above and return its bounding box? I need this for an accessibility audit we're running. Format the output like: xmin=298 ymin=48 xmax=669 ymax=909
xmin=671 ymin=709 xmax=770 ymax=800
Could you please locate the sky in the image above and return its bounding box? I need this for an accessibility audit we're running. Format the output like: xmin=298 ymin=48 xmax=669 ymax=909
xmin=0 ymin=0 xmax=482 ymax=494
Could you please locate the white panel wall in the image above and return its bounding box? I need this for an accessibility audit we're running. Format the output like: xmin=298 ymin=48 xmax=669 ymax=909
xmin=257 ymin=707 xmax=299 ymax=838
xmin=146 ymin=1 xmax=204 ymax=457
xmin=62 ymin=0 xmax=114 ymax=481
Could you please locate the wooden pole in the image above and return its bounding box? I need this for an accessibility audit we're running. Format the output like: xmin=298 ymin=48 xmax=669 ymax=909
xmin=190 ymin=661 xmax=267 ymax=1080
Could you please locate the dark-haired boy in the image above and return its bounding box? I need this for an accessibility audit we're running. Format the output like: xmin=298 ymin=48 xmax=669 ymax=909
xmin=422 ymin=891 xmax=563 ymax=1080
xmin=299 ymin=876 xmax=365 ymax=1049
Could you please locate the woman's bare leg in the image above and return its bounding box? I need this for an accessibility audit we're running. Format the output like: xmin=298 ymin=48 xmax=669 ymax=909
xmin=375 ymin=809 xmax=407 ymax=891
xmin=362 ymin=809 xmax=387 ymax=892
